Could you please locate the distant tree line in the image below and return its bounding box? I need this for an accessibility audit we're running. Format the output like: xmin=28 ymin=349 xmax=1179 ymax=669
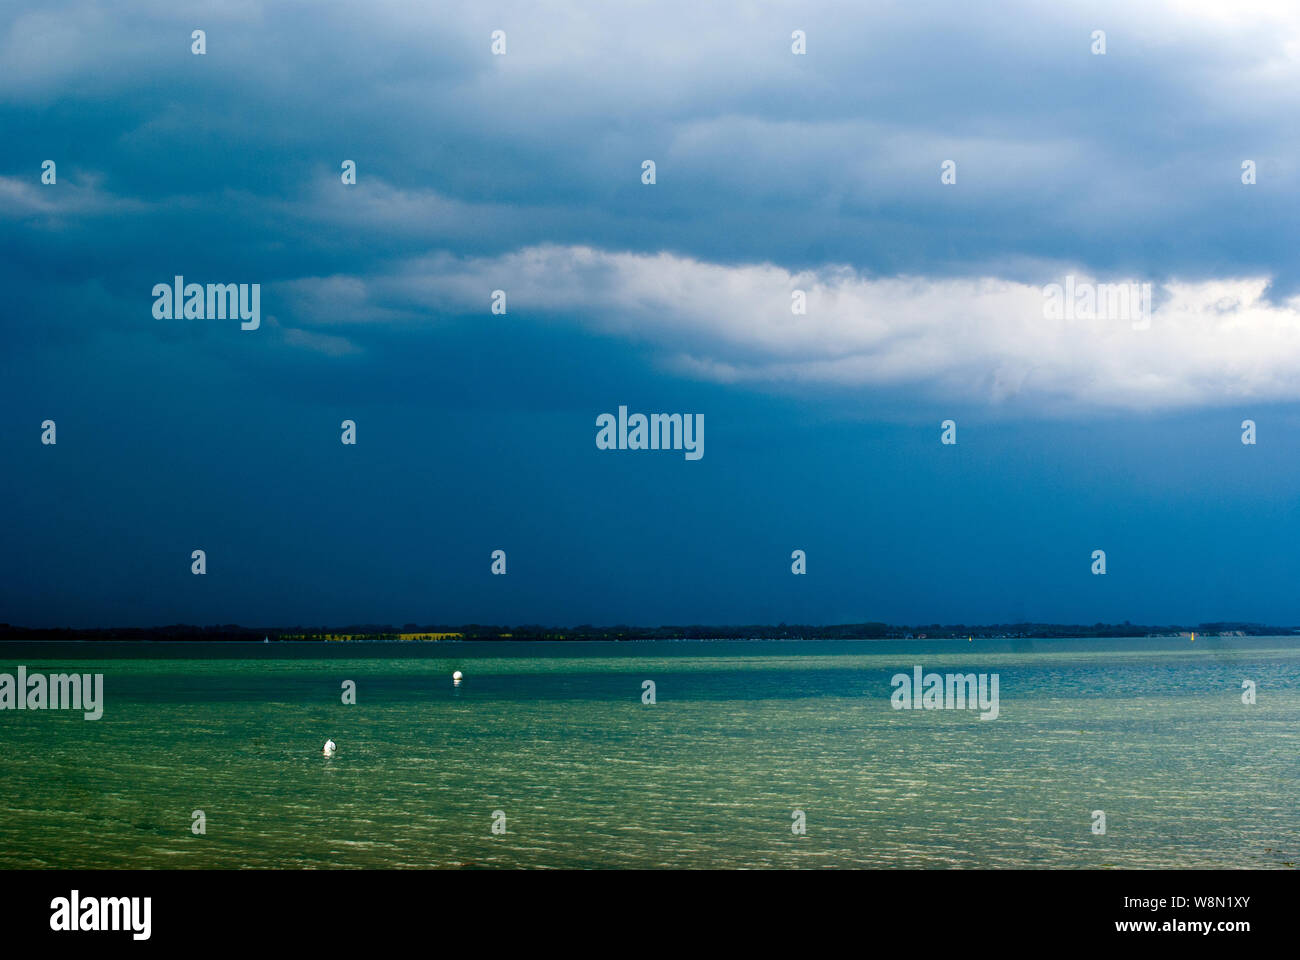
xmin=0 ymin=621 xmax=1295 ymax=642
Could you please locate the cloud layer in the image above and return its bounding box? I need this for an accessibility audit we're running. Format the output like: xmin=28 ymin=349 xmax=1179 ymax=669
xmin=279 ymin=244 xmax=1300 ymax=411
xmin=5 ymin=0 xmax=1300 ymax=414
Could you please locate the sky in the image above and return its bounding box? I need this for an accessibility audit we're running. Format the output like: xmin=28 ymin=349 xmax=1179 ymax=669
xmin=3 ymin=0 xmax=1300 ymax=629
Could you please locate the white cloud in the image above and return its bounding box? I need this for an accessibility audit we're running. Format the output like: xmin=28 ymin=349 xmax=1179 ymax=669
xmin=281 ymin=326 xmax=361 ymax=357
xmin=0 ymin=174 xmax=146 ymax=218
xmin=291 ymin=244 xmax=1300 ymax=412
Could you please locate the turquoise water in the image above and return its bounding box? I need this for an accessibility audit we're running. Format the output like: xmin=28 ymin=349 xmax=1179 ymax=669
xmin=0 ymin=639 xmax=1296 ymax=868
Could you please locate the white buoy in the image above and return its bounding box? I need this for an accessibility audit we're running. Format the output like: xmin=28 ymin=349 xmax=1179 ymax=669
xmin=452 ymin=670 xmax=463 ymax=685
xmin=323 ymin=739 xmax=336 ymax=757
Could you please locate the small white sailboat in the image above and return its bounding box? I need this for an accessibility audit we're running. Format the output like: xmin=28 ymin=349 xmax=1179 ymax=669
xmin=323 ymin=739 xmax=336 ymax=757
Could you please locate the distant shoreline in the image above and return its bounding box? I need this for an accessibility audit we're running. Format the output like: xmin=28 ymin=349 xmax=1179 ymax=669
xmin=2 ymin=622 xmax=1297 ymax=643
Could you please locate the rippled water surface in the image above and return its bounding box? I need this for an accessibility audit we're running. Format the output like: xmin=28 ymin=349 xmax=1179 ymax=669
xmin=1 ymin=639 xmax=1296 ymax=868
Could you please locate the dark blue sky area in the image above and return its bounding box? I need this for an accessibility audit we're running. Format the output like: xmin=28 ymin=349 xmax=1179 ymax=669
xmin=3 ymin=2 xmax=1300 ymax=627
